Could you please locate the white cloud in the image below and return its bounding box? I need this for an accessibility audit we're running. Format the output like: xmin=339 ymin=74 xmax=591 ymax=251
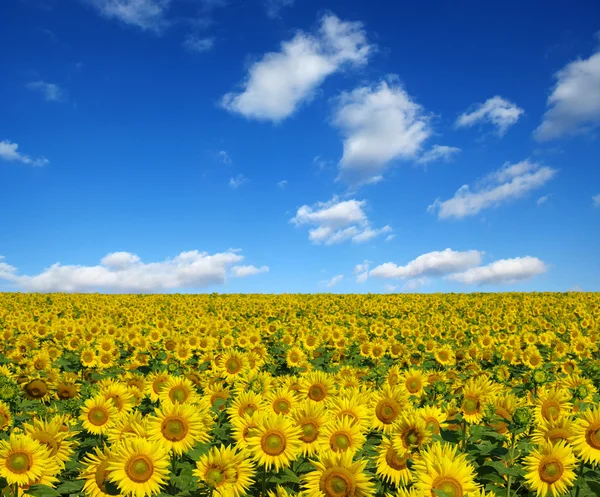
xmin=290 ymin=196 xmax=391 ymax=245
xmin=593 ymin=194 xmax=600 ymax=207
xmin=87 ymin=0 xmax=171 ymax=32
xmin=384 ymin=284 xmax=397 ymax=292
xmin=456 ymin=96 xmax=523 ymax=135
xmin=402 ymin=278 xmax=427 ymax=291
xmin=217 ymin=150 xmax=232 ymax=165
xmin=332 ymin=80 xmax=432 ymax=185
xmin=230 ymin=265 xmax=269 ymax=277
xmin=447 ymin=256 xmax=547 ymax=285
xmin=534 ymin=48 xmax=600 ymax=140
xmin=354 ymin=260 xmax=370 ymax=283
xmin=369 ymin=249 xmax=483 ymax=280
xmin=537 ymin=195 xmax=550 ymax=206
xmin=416 ymin=145 xmax=461 ymax=165
xmin=229 ymin=174 xmax=248 ymax=189
xmin=183 ymin=35 xmax=214 ymax=53
xmin=0 ymin=249 xmax=261 ymax=292
xmin=428 ymin=160 xmax=557 ymax=219
xmin=385 ymin=234 xmax=395 ymax=242
xmin=277 ymin=180 xmax=288 ymax=188
xmin=222 ymin=14 xmax=373 ymax=121
xmin=264 ymin=0 xmax=294 ymax=18
xmin=324 ymin=274 xmax=344 ymax=288
xmin=26 ymin=81 xmax=65 ymax=102
xmin=0 ymin=140 xmax=48 ymax=167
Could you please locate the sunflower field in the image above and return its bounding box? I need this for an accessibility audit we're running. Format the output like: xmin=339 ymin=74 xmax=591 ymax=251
xmin=0 ymin=292 xmax=599 ymax=497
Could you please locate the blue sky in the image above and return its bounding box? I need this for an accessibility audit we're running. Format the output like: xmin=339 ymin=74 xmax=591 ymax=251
xmin=1 ymin=0 xmax=599 ymax=293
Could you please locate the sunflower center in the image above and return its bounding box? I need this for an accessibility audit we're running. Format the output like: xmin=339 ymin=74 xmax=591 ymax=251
xmin=432 ymin=476 xmax=463 ymax=497
xmin=7 ymin=453 xmax=31 ymax=474
xmin=88 ymin=407 xmax=109 ymax=426
xmin=152 ymin=379 xmax=167 ymax=394
xmin=169 ymin=387 xmax=188 ymax=404
xmin=585 ymin=423 xmax=600 ymax=450
xmin=206 ymin=468 xmax=225 ymax=487
xmin=425 ymin=418 xmax=440 ymax=434
xmin=32 ymin=432 xmax=59 ymax=456
xmin=376 ymin=399 xmax=400 ymax=424
xmin=226 ymin=358 xmax=241 ymax=374
xmin=339 ymin=410 xmax=359 ymax=424
xmin=404 ymin=429 xmax=421 ymax=447
xmin=385 ymin=448 xmax=408 ymax=470
xmin=241 ymin=404 xmax=257 ymax=417
xmin=94 ymin=460 xmax=110 ymax=491
xmin=542 ymin=401 xmax=561 ymax=422
xmin=162 ymin=418 xmax=188 ymax=442
xmin=406 ymin=378 xmax=421 ymax=393
xmin=539 ymin=459 xmax=564 ymax=484
xmin=126 ymin=456 xmax=154 ymax=483
xmin=25 ymin=379 xmax=48 ymax=399
xmin=321 ymin=470 xmax=355 ymax=497
xmin=462 ymin=396 xmax=480 ymax=415
xmin=0 ymin=412 xmax=9 ymax=427
xmin=301 ymin=422 xmax=318 ymax=443
xmin=261 ymin=431 xmax=286 ymax=456
xmin=331 ymin=433 xmax=350 ymax=452
xmin=547 ymin=428 xmax=569 ymax=444
xmin=309 ymin=384 xmax=326 ymax=401
xmin=274 ymin=399 xmax=290 ymax=415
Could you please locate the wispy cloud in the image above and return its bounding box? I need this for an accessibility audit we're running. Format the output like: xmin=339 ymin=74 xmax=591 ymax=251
xmin=428 ymin=160 xmax=557 ymax=219
xmin=0 ymin=140 xmax=48 ymax=167
xmin=229 ymin=174 xmax=248 ymax=189
xmin=217 ymin=150 xmax=232 ymax=165
xmin=537 ymin=195 xmax=550 ymax=206
xmin=26 ymin=81 xmax=65 ymax=102
xmin=456 ymin=96 xmax=523 ymax=135
xmin=264 ymin=0 xmax=294 ymax=18
xmin=593 ymin=194 xmax=600 ymax=208
xmin=183 ymin=34 xmax=214 ymax=53
xmin=222 ymin=13 xmax=373 ymax=122
xmin=230 ymin=265 xmax=269 ymax=277
xmin=277 ymin=180 xmax=288 ymax=188
xmin=417 ymin=145 xmax=461 ymax=165
xmin=86 ymin=0 xmax=171 ymax=32
xmin=322 ymin=274 xmax=343 ymax=288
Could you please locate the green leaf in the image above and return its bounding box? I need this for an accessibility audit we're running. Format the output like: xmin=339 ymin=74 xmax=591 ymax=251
xmin=56 ymin=480 xmax=84 ymax=494
xmin=24 ymin=485 xmax=61 ymax=497
xmin=273 ymin=468 xmax=301 ymax=485
xmin=186 ymin=442 xmax=211 ymax=461
xmin=103 ymin=480 xmax=121 ymax=496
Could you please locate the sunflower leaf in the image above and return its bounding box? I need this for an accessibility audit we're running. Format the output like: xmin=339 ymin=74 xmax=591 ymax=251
xmin=56 ymin=480 xmax=84 ymax=494
xmin=24 ymin=485 xmax=61 ymax=497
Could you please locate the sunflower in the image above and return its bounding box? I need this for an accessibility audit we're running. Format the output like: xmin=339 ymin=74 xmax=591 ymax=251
xmin=22 ymin=416 xmax=75 ymax=469
xmin=375 ymin=436 xmax=412 ymax=487
xmin=80 ymin=446 xmax=115 ymax=497
xmin=303 ymin=451 xmax=375 ymax=497
xmin=487 ymin=393 xmax=521 ymax=435
xmin=292 ymin=400 xmax=330 ymax=457
xmin=327 ymin=389 xmax=372 ymax=431
xmin=227 ymin=391 xmax=264 ymax=419
xmin=299 ymin=371 xmax=337 ymax=403
xmin=231 ymin=414 xmax=261 ymax=450
xmin=247 ymin=413 xmax=303 ymax=471
xmin=0 ymin=400 xmax=12 ymax=431
xmin=108 ymin=437 xmax=169 ymax=497
xmin=146 ymin=371 xmax=171 ymax=403
xmin=159 ymin=376 xmax=199 ymax=406
xmin=147 ymin=402 xmax=209 ymax=455
xmin=523 ymin=440 xmax=577 ymax=497
xmin=100 ymin=381 xmax=136 ymax=414
xmin=265 ymin=387 xmax=299 ymax=417
xmin=393 ymin=413 xmax=432 ymax=454
xmin=402 ymin=368 xmax=428 ymax=397
xmin=371 ymin=385 xmax=410 ymax=434
xmin=107 ymin=411 xmax=148 ymax=444
xmin=23 ymin=377 xmax=53 ymax=401
xmin=0 ymin=433 xmax=60 ymax=486
xmin=569 ymin=405 xmax=600 ymax=465
xmin=193 ymin=444 xmax=255 ymax=497
xmin=413 ymin=442 xmax=480 ymax=497
xmin=460 ymin=376 xmax=498 ymax=425
xmin=217 ymin=350 xmax=247 ymax=382
xmin=417 ymin=405 xmax=447 ymax=435
xmin=318 ymin=417 xmax=366 ymax=457
xmin=535 ymin=387 xmax=572 ymax=424
xmin=532 ymin=415 xmax=574 ymax=446
xmin=80 ymin=395 xmax=119 ymax=435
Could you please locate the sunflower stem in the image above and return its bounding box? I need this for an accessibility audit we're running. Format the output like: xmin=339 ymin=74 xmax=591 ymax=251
xmin=262 ymin=466 xmax=267 ymax=497
xmin=574 ymin=459 xmax=585 ymax=497
xmin=506 ymin=432 xmax=517 ymax=497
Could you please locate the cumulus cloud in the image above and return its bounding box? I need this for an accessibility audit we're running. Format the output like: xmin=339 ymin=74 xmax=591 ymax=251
xmin=534 ymin=48 xmax=600 ymax=140
xmin=26 ymin=81 xmax=65 ymax=102
xmin=593 ymin=193 xmax=600 ymax=207
xmin=183 ymin=35 xmax=214 ymax=53
xmin=332 ymin=80 xmax=432 ymax=185
xmin=86 ymin=0 xmax=171 ymax=32
xmin=222 ymin=14 xmax=373 ymax=121
xmin=354 ymin=260 xmax=370 ymax=283
xmin=447 ymin=257 xmax=547 ymax=285
xmin=229 ymin=174 xmax=248 ymax=189
xmin=416 ymin=145 xmax=461 ymax=165
xmin=230 ymin=265 xmax=269 ymax=277
xmin=0 ymin=140 xmax=48 ymax=167
xmin=0 ymin=249 xmax=267 ymax=292
xmin=456 ymin=96 xmax=524 ymax=135
xmin=369 ymin=249 xmax=483 ymax=280
xmin=290 ymin=197 xmax=391 ymax=245
xmin=428 ymin=160 xmax=557 ymax=219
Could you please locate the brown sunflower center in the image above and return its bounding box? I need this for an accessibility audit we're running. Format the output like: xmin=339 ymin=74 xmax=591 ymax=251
xmin=547 ymin=428 xmax=570 ymax=444
xmin=88 ymin=407 xmax=109 ymax=426
xmin=0 ymin=412 xmax=9 ymax=427
xmin=308 ymin=384 xmax=326 ymax=401
xmin=539 ymin=458 xmax=564 ymax=484
xmin=169 ymin=387 xmax=188 ymax=404
xmin=152 ymin=378 xmax=168 ymax=395
xmin=241 ymin=404 xmax=257 ymax=417
xmin=25 ymin=379 xmax=48 ymax=399
xmin=406 ymin=378 xmax=421 ymax=393
xmin=331 ymin=433 xmax=350 ymax=452
xmin=403 ymin=428 xmax=422 ymax=448
xmin=7 ymin=452 xmax=31 ymax=474
xmin=206 ymin=467 xmax=226 ymax=487
xmin=273 ymin=399 xmax=291 ymax=415
xmin=541 ymin=401 xmax=561 ymax=422
xmin=261 ymin=431 xmax=286 ymax=456
xmin=126 ymin=455 xmax=154 ymax=483
xmin=432 ymin=476 xmax=463 ymax=497
xmin=425 ymin=418 xmax=440 ymax=434
xmin=321 ymin=469 xmax=356 ymax=497
xmin=226 ymin=358 xmax=242 ymax=374
xmin=162 ymin=417 xmax=188 ymax=442
xmin=32 ymin=432 xmax=59 ymax=456
xmin=301 ymin=421 xmax=318 ymax=443
xmin=385 ymin=448 xmax=408 ymax=471
xmin=376 ymin=399 xmax=400 ymax=424
xmin=462 ymin=396 xmax=480 ymax=415
xmin=585 ymin=423 xmax=600 ymax=450
xmin=57 ymin=384 xmax=77 ymax=399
